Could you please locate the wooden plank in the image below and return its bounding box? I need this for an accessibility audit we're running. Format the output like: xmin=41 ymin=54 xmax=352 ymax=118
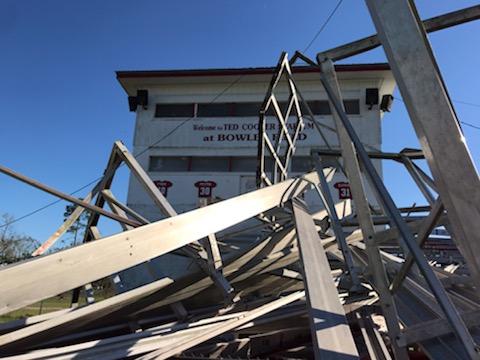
xmin=0 ymin=172 xmax=319 ymax=315
xmin=292 ymin=198 xmax=358 ymax=360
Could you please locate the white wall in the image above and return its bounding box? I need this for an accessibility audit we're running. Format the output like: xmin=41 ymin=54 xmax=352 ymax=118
xmin=125 ymin=70 xmax=395 ymax=220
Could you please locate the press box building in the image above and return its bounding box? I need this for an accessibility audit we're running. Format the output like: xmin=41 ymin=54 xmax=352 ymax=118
xmin=117 ymin=64 xmax=395 ymax=223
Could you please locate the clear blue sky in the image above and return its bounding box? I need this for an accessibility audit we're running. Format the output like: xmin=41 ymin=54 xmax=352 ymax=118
xmin=0 ymin=0 xmax=479 ymax=243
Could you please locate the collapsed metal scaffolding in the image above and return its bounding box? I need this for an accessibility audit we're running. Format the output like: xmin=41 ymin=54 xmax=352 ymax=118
xmin=1 ymin=1 xmax=480 ymax=359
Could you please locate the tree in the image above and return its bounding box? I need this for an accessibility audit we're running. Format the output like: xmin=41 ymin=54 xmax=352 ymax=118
xmin=0 ymin=213 xmax=39 ymax=264
xmin=63 ymin=203 xmax=89 ymax=247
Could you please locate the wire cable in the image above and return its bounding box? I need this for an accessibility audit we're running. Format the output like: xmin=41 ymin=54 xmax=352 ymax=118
xmin=0 ymin=76 xmax=244 ymax=229
xmin=303 ymin=0 xmax=344 ymax=53
xmin=0 ymin=0 xmax=348 ymax=229
xmin=0 ymin=177 xmax=102 ymax=228
xmin=461 ymin=120 xmax=480 ymax=130
xmin=394 ymin=96 xmax=480 ymax=131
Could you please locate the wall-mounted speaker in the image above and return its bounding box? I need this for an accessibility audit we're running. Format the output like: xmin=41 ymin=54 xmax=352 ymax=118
xmin=365 ymin=88 xmax=379 ymax=110
xmin=380 ymin=94 xmax=394 ymax=112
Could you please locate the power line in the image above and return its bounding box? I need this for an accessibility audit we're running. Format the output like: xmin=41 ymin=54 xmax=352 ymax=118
xmin=0 ymin=177 xmax=102 ymax=228
xmin=303 ymin=0 xmax=344 ymax=53
xmin=452 ymin=99 xmax=480 ymax=109
xmin=133 ymin=75 xmax=244 ymax=159
xmin=0 ymin=0 xmax=345 ymax=229
xmin=0 ymin=76 xmax=244 ymax=229
xmin=461 ymin=121 xmax=480 ymax=130
xmin=394 ymin=96 xmax=480 ymax=131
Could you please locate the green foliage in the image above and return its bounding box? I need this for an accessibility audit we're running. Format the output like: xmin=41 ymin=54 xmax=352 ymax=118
xmin=0 ymin=213 xmax=39 ymax=264
xmin=63 ymin=202 xmax=90 ymax=247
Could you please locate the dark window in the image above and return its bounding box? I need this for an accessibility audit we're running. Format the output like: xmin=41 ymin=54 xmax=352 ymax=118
xmin=302 ymin=100 xmax=360 ymax=115
xmin=191 ymin=157 xmax=229 ymax=172
xmin=343 ymin=99 xmax=360 ymax=114
xmin=155 ymin=104 xmax=194 ymax=117
xmin=197 ymin=102 xmax=262 ymax=117
xmin=234 ymin=102 xmax=262 ymax=117
xmin=302 ymin=101 xmax=331 ymax=115
xmin=197 ymin=103 xmax=232 ymax=117
xmin=149 ymin=157 xmax=190 ymax=172
xmin=231 ymin=157 xmax=257 ymax=172
xmin=276 ymin=99 xmax=360 ymax=116
xmin=155 ymin=100 xmax=360 ymax=118
xmin=291 ymin=157 xmax=314 ymax=173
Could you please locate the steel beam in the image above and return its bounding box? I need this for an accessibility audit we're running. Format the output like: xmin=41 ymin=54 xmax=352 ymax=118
xmin=390 ymin=199 xmax=444 ymax=294
xmin=292 ymin=198 xmax=359 ymax=360
xmin=312 ymin=153 xmax=360 ymax=289
xmin=365 ymin=0 xmax=480 ymax=292
xmin=101 ymin=189 xmax=150 ymax=224
xmin=0 ymin=278 xmax=174 ymax=351
xmin=0 ymin=164 xmax=139 ymax=228
xmin=114 ymin=141 xmax=177 ymax=217
xmin=0 ymin=172 xmax=318 ymax=315
xmin=317 ymin=5 xmax=480 ymax=61
xmin=137 ymin=291 xmax=305 ymax=360
xmin=400 ymin=309 xmax=480 ymax=347
xmin=318 ymin=58 xmax=407 ymax=360
xmin=318 ymin=60 xmax=479 ymax=358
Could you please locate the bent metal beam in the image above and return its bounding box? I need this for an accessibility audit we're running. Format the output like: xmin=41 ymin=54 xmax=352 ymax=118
xmin=0 ymin=172 xmax=319 ymax=315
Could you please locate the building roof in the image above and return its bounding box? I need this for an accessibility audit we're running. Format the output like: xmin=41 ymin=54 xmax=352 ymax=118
xmin=116 ymin=63 xmax=390 ymax=80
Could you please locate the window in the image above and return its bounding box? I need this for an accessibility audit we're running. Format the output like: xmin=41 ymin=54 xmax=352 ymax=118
xmin=291 ymin=157 xmax=314 ymax=173
xmin=148 ymin=155 xmax=335 ymax=173
xmin=191 ymin=157 xmax=229 ymax=172
xmin=231 ymin=157 xmax=258 ymax=172
xmin=343 ymin=99 xmax=360 ymax=114
xmin=197 ymin=102 xmax=262 ymax=117
xmin=149 ymin=157 xmax=189 ymax=171
xmin=301 ymin=100 xmax=360 ymax=115
xmin=234 ymin=102 xmax=262 ymax=117
xmin=155 ymin=100 xmax=360 ymax=118
xmin=155 ymin=104 xmax=194 ymax=117
xmin=197 ymin=103 xmax=232 ymax=117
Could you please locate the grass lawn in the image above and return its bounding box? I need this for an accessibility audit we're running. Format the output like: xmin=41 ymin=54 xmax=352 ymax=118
xmin=0 ymin=286 xmax=114 ymax=323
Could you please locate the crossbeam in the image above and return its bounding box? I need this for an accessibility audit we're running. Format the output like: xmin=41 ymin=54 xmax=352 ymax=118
xmin=0 ymin=172 xmax=318 ymax=315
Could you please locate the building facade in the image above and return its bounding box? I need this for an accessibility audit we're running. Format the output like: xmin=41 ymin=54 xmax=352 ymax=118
xmin=117 ymin=64 xmax=395 ymax=224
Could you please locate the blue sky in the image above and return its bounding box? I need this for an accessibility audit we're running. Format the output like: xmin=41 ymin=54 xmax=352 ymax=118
xmin=0 ymin=0 xmax=479 ymax=244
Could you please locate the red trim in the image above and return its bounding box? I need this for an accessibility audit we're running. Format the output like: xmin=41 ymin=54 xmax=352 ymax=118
xmin=116 ymin=63 xmax=390 ymax=79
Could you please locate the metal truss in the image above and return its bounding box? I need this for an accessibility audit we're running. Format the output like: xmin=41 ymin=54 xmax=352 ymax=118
xmin=0 ymin=3 xmax=480 ymax=360
xmin=256 ymin=52 xmax=305 ymax=187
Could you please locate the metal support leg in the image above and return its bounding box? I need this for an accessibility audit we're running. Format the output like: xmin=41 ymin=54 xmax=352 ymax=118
xmin=198 ymin=198 xmax=224 ymax=272
xmin=365 ymin=0 xmax=480 ymax=292
xmin=114 ymin=141 xmax=235 ymax=300
xmin=390 ymin=198 xmax=444 ymax=293
xmin=311 ymin=152 xmax=361 ymax=290
xmin=292 ymin=198 xmax=359 ymax=360
xmin=318 ymin=58 xmax=408 ymax=360
xmin=401 ymin=156 xmax=436 ymax=205
xmin=318 ymin=64 xmax=479 ymax=359
xmin=104 ymin=191 xmax=189 ymax=320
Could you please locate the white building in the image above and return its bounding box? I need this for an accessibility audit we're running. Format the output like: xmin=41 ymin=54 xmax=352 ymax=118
xmin=117 ymin=64 xmax=395 ymax=222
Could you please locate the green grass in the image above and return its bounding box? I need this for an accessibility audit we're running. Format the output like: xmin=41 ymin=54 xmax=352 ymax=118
xmin=0 ymin=286 xmax=114 ymax=324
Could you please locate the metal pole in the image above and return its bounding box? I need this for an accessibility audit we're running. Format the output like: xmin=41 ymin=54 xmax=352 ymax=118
xmin=0 ymin=164 xmax=140 ymax=228
xmin=318 ymin=58 xmax=408 ymax=360
xmin=311 ymin=152 xmax=361 ymax=289
xmin=319 ymin=70 xmax=479 ymax=359
xmin=365 ymin=0 xmax=480 ymax=293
